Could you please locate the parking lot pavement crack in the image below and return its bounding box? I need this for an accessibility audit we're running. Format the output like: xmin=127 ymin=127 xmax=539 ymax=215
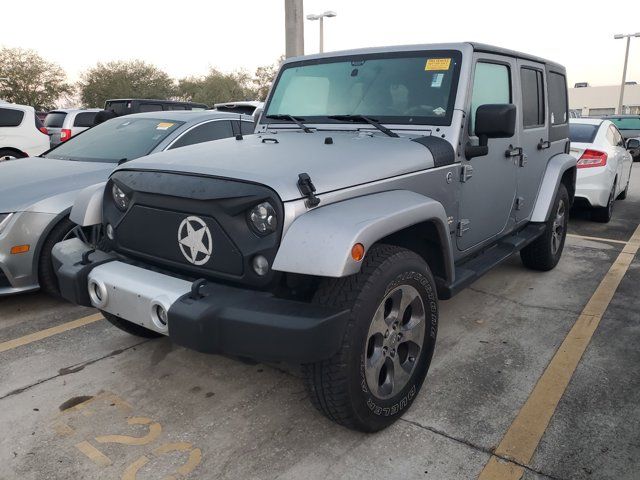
xmin=0 ymin=339 xmax=151 ymax=401
xmin=467 ymin=287 xmax=582 ymax=316
xmin=400 ymin=418 xmax=566 ymax=480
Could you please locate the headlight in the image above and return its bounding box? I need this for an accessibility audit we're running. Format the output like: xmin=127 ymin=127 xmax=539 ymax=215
xmin=0 ymin=213 xmax=14 ymax=234
xmin=248 ymin=202 xmax=277 ymax=235
xmin=112 ymin=183 xmax=130 ymax=212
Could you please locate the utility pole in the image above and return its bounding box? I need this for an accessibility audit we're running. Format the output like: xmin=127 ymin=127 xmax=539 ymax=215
xmin=284 ymin=0 xmax=304 ymax=58
xmin=614 ymin=32 xmax=640 ymax=114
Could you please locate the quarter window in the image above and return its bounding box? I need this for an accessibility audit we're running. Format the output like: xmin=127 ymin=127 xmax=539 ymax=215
xmin=73 ymin=112 xmax=98 ymax=127
xmin=169 ymin=121 xmax=234 ymax=150
xmin=548 ymin=72 xmax=568 ymax=126
xmin=470 ymin=62 xmax=511 ymax=135
xmin=521 ymin=67 xmax=545 ymax=127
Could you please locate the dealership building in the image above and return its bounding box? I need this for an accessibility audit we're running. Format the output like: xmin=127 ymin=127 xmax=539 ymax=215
xmin=569 ymin=83 xmax=640 ymax=116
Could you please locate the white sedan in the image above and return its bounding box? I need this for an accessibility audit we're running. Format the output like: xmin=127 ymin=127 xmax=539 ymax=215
xmin=569 ymin=118 xmax=634 ymax=222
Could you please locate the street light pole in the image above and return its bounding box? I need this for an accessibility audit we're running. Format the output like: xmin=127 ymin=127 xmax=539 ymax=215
xmin=306 ymin=11 xmax=336 ymax=53
xmin=614 ymin=32 xmax=640 ymax=114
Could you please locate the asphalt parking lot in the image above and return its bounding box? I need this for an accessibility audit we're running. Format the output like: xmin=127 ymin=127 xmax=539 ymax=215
xmin=0 ymin=167 xmax=638 ymax=480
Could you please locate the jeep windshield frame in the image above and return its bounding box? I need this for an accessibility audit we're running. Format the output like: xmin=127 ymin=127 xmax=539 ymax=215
xmin=263 ymin=49 xmax=462 ymax=128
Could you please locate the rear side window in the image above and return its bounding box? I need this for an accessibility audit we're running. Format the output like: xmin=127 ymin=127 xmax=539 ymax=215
xmin=105 ymin=101 xmax=128 ymax=116
xmin=470 ymin=62 xmax=511 ymax=135
xmin=521 ymin=67 xmax=545 ymax=127
xmin=169 ymin=121 xmax=233 ymax=149
xmin=139 ymin=103 xmax=163 ymax=112
xmin=74 ymin=112 xmax=98 ymax=127
xmin=569 ymin=123 xmax=598 ymax=143
xmin=0 ymin=108 xmax=25 ymax=127
xmin=548 ymin=72 xmax=568 ymax=125
xmin=44 ymin=112 xmax=67 ymax=128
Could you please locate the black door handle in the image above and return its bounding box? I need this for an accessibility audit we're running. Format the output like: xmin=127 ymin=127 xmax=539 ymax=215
xmin=538 ymin=139 xmax=551 ymax=150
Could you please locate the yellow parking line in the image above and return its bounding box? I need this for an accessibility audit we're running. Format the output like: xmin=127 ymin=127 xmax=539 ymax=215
xmin=478 ymin=224 xmax=640 ymax=480
xmin=0 ymin=313 xmax=103 ymax=354
xmin=75 ymin=440 xmax=112 ymax=467
xmin=566 ymin=233 xmax=628 ymax=245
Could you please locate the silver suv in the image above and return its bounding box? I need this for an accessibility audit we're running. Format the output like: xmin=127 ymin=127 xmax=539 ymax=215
xmin=44 ymin=109 xmax=102 ymax=146
xmin=53 ymin=43 xmax=576 ymax=432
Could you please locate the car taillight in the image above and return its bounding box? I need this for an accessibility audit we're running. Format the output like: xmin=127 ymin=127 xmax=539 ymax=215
xmin=39 ymin=126 xmax=48 ymax=135
xmin=577 ymin=149 xmax=608 ymax=169
xmin=60 ymin=128 xmax=72 ymax=142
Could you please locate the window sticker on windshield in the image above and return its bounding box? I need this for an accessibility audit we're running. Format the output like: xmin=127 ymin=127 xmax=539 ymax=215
xmin=156 ymin=122 xmax=175 ymax=130
xmin=431 ymin=73 xmax=444 ymax=88
xmin=425 ymin=58 xmax=451 ymax=71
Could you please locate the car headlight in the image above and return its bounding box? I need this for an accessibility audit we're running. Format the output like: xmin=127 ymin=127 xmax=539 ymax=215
xmin=248 ymin=202 xmax=277 ymax=235
xmin=0 ymin=213 xmax=14 ymax=234
xmin=112 ymin=183 xmax=131 ymax=212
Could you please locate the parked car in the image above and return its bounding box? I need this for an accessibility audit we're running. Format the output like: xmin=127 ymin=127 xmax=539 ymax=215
xmin=104 ymin=99 xmax=208 ymax=116
xmin=601 ymin=115 xmax=640 ymax=161
xmin=213 ymin=101 xmax=263 ymax=115
xmin=44 ymin=109 xmax=103 ymax=146
xmin=53 ymin=43 xmax=575 ymax=432
xmin=0 ymin=103 xmax=50 ymax=161
xmin=569 ymin=118 xmax=633 ymax=222
xmin=0 ymin=110 xmax=253 ymax=296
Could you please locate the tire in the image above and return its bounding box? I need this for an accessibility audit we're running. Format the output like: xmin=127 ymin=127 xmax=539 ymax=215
xmin=302 ymin=244 xmax=438 ymax=432
xmin=38 ymin=217 xmax=78 ymax=295
xmin=592 ymin=180 xmax=616 ymax=223
xmin=521 ymin=183 xmax=569 ymax=271
xmin=0 ymin=149 xmax=26 ymax=162
xmin=618 ymin=173 xmax=630 ymax=200
xmin=102 ymin=311 xmax=163 ymax=338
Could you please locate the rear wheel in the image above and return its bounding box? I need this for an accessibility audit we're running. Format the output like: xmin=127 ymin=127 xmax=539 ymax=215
xmin=521 ymin=183 xmax=569 ymax=271
xmin=102 ymin=311 xmax=163 ymax=338
xmin=618 ymin=172 xmax=630 ymax=200
xmin=302 ymin=244 xmax=438 ymax=432
xmin=0 ymin=149 xmax=26 ymax=162
xmin=592 ymin=180 xmax=616 ymax=223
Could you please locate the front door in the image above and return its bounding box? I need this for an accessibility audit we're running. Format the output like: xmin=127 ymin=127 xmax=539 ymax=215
xmin=515 ymin=59 xmax=548 ymax=222
xmin=457 ymin=54 xmax=519 ymax=251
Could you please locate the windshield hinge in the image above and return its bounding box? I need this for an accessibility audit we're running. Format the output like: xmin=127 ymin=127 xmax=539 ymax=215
xmin=297 ymin=173 xmax=321 ymax=208
xmin=457 ymin=219 xmax=471 ymax=237
xmin=460 ymin=164 xmax=474 ymax=183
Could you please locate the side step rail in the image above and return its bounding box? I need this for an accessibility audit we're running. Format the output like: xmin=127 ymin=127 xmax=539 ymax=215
xmin=437 ymin=224 xmax=546 ymax=299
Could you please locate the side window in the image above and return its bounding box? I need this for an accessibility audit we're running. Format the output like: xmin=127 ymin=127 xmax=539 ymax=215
xmin=73 ymin=112 xmax=98 ymax=127
xmin=105 ymin=101 xmax=128 ymax=116
xmin=0 ymin=108 xmax=25 ymax=127
xmin=605 ymin=126 xmax=617 ymax=146
xmin=613 ymin=127 xmax=624 ymax=147
xmin=470 ymin=62 xmax=511 ymax=135
xmin=168 ymin=105 xmax=187 ymax=110
xmin=240 ymin=120 xmax=255 ymax=135
xmin=168 ymin=121 xmax=233 ymax=150
xmin=548 ymin=72 xmax=568 ymax=126
xmin=139 ymin=103 xmax=163 ymax=113
xmin=521 ymin=67 xmax=545 ymax=128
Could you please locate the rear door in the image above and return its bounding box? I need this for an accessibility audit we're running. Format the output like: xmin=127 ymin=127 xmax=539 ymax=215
xmin=44 ymin=111 xmax=67 ymax=145
xmin=457 ymin=54 xmax=519 ymax=251
xmin=515 ymin=60 xmax=548 ymax=222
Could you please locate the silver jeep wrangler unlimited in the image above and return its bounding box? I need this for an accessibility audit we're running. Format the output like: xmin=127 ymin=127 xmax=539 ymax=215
xmin=53 ymin=43 xmax=576 ymax=432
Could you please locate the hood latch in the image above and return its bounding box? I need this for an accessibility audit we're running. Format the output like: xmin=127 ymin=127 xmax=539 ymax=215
xmin=297 ymin=173 xmax=321 ymax=208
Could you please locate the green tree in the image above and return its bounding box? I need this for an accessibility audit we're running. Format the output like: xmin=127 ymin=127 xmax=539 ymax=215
xmin=177 ymin=69 xmax=255 ymax=106
xmin=78 ymin=60 xmax=175 ymax=108
xmin=0 ymin=47 xmax=72 ymax=110
xmin=253 ymin=56 xmax=283 ymax=101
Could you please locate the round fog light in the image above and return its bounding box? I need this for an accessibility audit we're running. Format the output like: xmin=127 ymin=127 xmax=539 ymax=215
xmin=106 ymin=223 xmax=115 ymax=240
xmin=252 ymin=255 xmax=269 ymax=276
xmin=154 ymin=304 xmax=168 ymax=326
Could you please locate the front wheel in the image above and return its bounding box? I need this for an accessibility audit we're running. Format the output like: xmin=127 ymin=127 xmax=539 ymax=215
xmin=521 ymin=183 xmax=569 ymax=271
xmin=302 ymin=244 xmax=438 ymax=432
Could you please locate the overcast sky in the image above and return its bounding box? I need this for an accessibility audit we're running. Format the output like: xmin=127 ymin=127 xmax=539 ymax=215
xmin=1 ymin=0 xmax=638 ymax=86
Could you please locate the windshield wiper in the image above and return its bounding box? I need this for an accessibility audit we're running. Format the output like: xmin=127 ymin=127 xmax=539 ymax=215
xmin=265 ymin=114 xmax=314 ymax=133
xmin=328 ymin=115 xmax=399 ymax=138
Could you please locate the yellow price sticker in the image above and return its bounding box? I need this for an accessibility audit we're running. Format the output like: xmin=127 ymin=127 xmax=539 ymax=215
xmin=425 ymin=58 xmax=452 ymax=71
xmin=156 ymin=122 xmax=175 ymax=130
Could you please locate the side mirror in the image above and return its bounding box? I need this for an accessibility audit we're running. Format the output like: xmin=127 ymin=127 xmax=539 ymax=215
xmin=626 ymin=138 xmax=640 ymax=150
xmin=252 ymin=106 xmax=264 ymax=126
xmin=466 ymin=104 xmax=517 ymax=159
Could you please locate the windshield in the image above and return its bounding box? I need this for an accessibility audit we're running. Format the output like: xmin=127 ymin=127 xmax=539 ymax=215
xmin=569 ymin=123 xmax=599 ymax=143
xmin=44 ymin=117 xmax=183 ymax=163
xmin=608 ymin=117 xmax=640 ymax=130
xmin=265 ymin=50 xmax=461 ymax=126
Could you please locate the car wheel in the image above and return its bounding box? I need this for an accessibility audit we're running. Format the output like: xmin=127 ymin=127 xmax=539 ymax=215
xmin=521 ymin=183 xmax=569 ymax=271
xmin=38 ymin=218 xmax=79 ymax=296
xmin=0 ymin=149 xmax=26 ymax=162
xmin=102 ymin=311 xmax=163 ymax=338
xmin=618 ymin=173 xmax=630 ymax=200
xmin=302 ymin=244 xmax=438 ymax=432
xmin=592 ymin=180 xmax=616 ymax=223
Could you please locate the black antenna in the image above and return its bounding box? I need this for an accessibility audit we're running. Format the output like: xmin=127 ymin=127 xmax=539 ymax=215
xmin=235 ymin=112 xmax=243 ymax=140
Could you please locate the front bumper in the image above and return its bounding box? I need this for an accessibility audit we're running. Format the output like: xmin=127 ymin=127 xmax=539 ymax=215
xmin=52 ymin=239 xmax=350 ymax=363
xmin=0 ymin=211 xmax=58 ymax=295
